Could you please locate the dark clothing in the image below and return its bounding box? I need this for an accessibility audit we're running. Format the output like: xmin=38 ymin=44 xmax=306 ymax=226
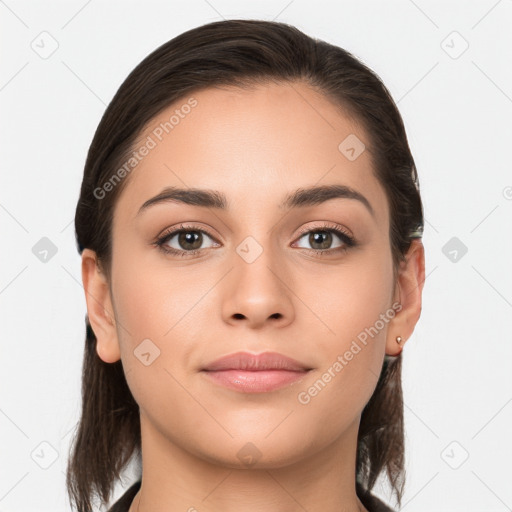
xmin=108 ymin=480 xmax=395 ymax=512
xmin=357 ymin=482 xmax=396 ymax=512
xmin=107 ymin=480 xmax=140 ymax=512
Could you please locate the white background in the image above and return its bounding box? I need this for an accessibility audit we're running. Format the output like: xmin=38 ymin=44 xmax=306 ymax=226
xmin=1 ymin=1 xmax=511 ymax=511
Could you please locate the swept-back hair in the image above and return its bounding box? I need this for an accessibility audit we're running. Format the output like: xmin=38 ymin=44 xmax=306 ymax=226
xmin=68 ymin=18 xmax=423 ymax=511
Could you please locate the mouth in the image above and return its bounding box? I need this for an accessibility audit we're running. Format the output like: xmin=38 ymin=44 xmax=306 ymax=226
xmin=201 ymin=351 xmax=313 ymax=393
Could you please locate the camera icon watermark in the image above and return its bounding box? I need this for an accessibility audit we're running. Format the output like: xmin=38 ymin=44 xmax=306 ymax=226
xmin=32 ymin=237 xmax=58 ymax=263
xmin=30 ymin=31 xmax=59 ymax=60
xmin=441 ymin=31 xmax=469 ymax=60
xmin=134 ymin=338 xmax=161 ymax=366
xmin=442 ymin=236 xmax=468 ymax=263
xmin=440 ymin=440 xmax=469 ymax=469
xmin=236 ymin=442 xmax=262 ymax=466
xmin=338 ymin=134 xmax=366 ymax=161
xmin=30 ymin=441 xmax=59 ymax=469
xmin=236 ymin=236 xmax=263 ymax=264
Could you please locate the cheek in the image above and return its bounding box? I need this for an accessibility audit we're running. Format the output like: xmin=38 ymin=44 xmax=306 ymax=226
xmin=109 ymin=247 xmax=213 ymax=402
xmin=312 ymin=245 xmax=394 ymax=345
xmin=110 ymin=230 xmax=394 ymax=435
xmin=110 ymin=257 xmax=208 ymax=420
xmin=111 ymin=245 xmax=209 ymax=340
xmin=302 ymin=247 xmax=394 ymax=401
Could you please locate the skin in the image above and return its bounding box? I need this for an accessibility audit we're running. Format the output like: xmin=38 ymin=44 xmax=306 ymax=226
xmin=82 ymin=81 xmax=425 ymax=512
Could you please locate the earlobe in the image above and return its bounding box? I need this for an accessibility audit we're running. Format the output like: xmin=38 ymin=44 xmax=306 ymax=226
xmin=81 ymin=249 xmax=121 ymax=363
xmin=385 ymin=239 xmax=425 ymax=356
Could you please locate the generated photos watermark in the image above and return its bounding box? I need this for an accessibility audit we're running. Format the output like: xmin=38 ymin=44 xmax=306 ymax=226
xmin=93 ymin=97 xmax=198 ymax=200
xmin=297 ymin=301 xmax=402 ymax=405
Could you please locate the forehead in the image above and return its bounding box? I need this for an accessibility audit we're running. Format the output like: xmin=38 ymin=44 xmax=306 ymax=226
xmin=114 ymin=81 xmax=388 ymax=222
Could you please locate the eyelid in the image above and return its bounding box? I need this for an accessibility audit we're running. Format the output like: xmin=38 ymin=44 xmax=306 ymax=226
xmin=293 ymin=221 xmax=354 ymax=241
xmin=154 ymin=221 xmax=356 ymax=257
xmin=155 ymin=222 xmax=353 ymax=244
xmin=155 ymin=223 xmax=220 ymax=243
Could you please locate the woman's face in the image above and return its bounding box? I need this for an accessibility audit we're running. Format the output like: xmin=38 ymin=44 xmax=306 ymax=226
xmin=100 ymin=81 xmax=402 ymax=467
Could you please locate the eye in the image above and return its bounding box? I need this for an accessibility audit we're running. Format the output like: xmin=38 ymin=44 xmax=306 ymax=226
xmin=155 ymin=224 xmax=219 ymax=257
xmin=292 ymin=222 xmax=356 ymax=255
xmin=154 ymin=222 xmax=356 ymax=258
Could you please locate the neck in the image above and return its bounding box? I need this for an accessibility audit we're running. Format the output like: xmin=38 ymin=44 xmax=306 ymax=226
xmin=128 ymin=412 xmax=368 ymax=512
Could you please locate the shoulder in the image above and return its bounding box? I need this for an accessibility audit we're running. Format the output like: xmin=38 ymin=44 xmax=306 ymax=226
xmin=107 ymin=479 xmax=394 ymax=512
xmin=107 ymin=480 xmax=141 ymax=512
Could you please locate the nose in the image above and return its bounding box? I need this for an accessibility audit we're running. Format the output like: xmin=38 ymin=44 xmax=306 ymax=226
xmin=221 ymin=247 xmax=295 ymax=330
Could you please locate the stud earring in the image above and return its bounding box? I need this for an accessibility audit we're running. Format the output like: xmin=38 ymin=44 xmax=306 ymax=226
xmin=396 ymin=336 xmax=403 ymax=345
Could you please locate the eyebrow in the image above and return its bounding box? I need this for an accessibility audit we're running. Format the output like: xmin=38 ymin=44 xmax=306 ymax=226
xmin=137 ymin=184 xmax=375 ymax=218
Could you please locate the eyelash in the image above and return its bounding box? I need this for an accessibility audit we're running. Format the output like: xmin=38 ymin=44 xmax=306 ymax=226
xmin=154 ymin=222 xmax=356 ymax=258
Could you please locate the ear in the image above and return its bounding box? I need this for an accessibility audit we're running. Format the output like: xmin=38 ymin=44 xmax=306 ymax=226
xmin=81 ymin=248 xmax=121 ymax=363
xmin=385 ymin=239 xmax=425 ymax=356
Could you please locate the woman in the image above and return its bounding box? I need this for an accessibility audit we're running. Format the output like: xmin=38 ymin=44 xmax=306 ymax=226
xmin=67 ymin=19 xmax=425 ymax=512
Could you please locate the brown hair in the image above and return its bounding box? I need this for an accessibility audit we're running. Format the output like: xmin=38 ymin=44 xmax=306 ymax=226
xmin=67 ymin=19 xmax=423 ymax=511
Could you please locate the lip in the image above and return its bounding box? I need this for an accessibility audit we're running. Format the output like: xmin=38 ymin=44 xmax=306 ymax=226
xmin=202 ymin=351 xmax=312 ymax=371
xmin=201 ymin=351 xmax=313 ymax=393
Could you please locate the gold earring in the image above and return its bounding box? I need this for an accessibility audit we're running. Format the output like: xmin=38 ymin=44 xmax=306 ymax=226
xmin=396 ymin=336 xmax=403 ymax=345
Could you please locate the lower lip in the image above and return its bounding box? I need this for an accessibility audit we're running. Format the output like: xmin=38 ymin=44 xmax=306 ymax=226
xmin=202 ymin=369 xmax=310 ymax=393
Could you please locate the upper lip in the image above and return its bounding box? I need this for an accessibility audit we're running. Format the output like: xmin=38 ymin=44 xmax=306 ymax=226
xmin=202 ymin=351 xmax=312 ymax=371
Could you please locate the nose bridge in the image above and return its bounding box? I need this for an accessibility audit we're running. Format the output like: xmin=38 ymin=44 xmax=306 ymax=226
xmin=222 ymin=233 xmax=295 ymax=328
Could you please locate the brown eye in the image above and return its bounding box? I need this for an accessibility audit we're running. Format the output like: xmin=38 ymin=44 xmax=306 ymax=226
xmin=294 ymin=226 xmax=354 ymax=253
xmin=307 ymin=231 xmax=333 ymax=250
xmin=156 ymin=225 xmax=220 ymax=256
xmin=176 ymin=231 xmax=203 ymax=251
